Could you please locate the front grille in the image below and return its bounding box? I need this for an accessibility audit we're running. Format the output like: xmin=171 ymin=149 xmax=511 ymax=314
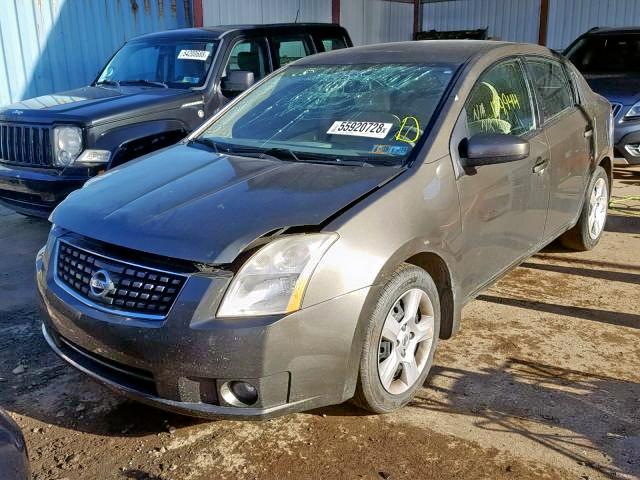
xmin=612 ymin=103 xmax=623 ymax=118
xmin=55 ymin=240 xmax=186 ymax=319
xmin=0 ymin=122 xmax=54 ymax=167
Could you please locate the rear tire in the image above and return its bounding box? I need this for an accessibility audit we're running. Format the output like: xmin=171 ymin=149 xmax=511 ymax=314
xmin=560 ymin=165 xmax=609 ymax=251
xmin=353 ymin=264 xmax=440 ymax=414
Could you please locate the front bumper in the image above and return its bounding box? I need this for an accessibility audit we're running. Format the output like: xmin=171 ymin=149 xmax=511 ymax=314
xmin=0 ymin=164 xmax=88 ymax=217
xmin=613 ymin=110 xmax=640 ymax=165
xmin=36 ymin=244 xmax=370 ymax=419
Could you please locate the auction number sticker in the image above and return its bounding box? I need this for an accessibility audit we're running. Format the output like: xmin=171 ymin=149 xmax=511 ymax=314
xmin=327 ymin=121 xmax=393 ymax=139
xmin=178 ymin=49 xmax=211 ymax=61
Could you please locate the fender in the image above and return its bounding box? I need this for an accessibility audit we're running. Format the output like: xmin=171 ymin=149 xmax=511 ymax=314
xmin=370 ymin=238 xmax=461 ymax=340
xmin=92 ymin=119 xmax=191 ymax=168
xmin=340 ymin=241 xmax=462 ymax=402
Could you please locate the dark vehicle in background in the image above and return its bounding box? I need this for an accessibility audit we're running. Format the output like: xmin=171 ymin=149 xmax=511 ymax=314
xmin=0 ymin=408 xmax=29 ymax=480
xmin=565 ymin=27 xmax=640 ymax=165
xmin=38 ymin=41 xmax=612 ymax=419
xmin=0 ymin=23 xmax=352 ymax=217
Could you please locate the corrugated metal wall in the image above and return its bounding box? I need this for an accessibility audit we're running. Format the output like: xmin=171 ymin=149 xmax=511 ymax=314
xmin=202 ymin=0 xmax=331 ymax=26
xmin=422 ymin=0 xmax=541 ymax=44
xmin=201 ymin=0 xmax=412 ymax=46
xmin=0 ymin=0 xmax=192 ymax=107
xmin=341 ymin=0 xmax=413 ymax=46
xmin=547 ymin=0 xmax=640 ymax=50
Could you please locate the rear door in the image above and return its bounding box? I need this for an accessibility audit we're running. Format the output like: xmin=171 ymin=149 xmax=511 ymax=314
xmin=454 ymin=58 xmax=550 ymax=296
xmin=269 ymin=33 xmax=316 ymax=70
xmin=525 ymin=56 xmax=592 ymax=239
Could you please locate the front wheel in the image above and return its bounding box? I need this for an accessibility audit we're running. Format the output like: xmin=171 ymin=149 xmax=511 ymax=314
xmin=560 ymin=165 xmax=609 ymax=251
xmin=353 ymin=264 xmax=440 ymax=414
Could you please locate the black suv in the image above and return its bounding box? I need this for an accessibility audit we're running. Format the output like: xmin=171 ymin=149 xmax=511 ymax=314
xmin=0 ymin=23 xmax=352 ymax=217
xmin=565 ymin=27 xmax=640 ymax=165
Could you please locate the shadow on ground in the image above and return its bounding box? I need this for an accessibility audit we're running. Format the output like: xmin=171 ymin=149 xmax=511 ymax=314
xmin=414 ymin=358 xmax=640 ymax=479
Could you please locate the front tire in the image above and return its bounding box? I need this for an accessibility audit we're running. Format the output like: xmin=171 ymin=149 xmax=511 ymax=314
xmin=560 ymin=165 xmax=609 ymax=251
xmin=353 ymin=264 xmax=440 ymax=414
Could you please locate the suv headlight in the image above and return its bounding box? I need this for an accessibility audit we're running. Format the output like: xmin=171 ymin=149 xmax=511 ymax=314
xmin=53 ymin=126 xmax=83 ymax=166
xmin=625 ymin=101 xmax=640 ymax=119
xmin=217 ymin=233 xmax=338 ymax=317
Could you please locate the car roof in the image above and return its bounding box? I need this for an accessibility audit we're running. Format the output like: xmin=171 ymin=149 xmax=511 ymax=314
xmin=130 ymin=23 xmax=345 ymax=42
xmin=296 ymin=40 xmax=551 ymax=66
xmin=585 ymin=26 xmax=640 ymax=36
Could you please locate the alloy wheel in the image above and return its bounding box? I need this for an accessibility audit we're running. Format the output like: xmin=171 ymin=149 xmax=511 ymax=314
xmin=588 ymin=177 xmax=608 ymax=240
xmin=377 ymin=288 xmax=435 ymax=395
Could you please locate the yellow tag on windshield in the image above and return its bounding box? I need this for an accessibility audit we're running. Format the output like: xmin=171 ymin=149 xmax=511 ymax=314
xmin=395 ymin=116 xmax=421 ymax=144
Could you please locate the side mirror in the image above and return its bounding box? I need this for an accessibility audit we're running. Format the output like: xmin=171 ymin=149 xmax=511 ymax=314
xmin=464 ymin=133 xmax=530 ymax=167
xmin=221 ymin=70 xmax=255 ymax=95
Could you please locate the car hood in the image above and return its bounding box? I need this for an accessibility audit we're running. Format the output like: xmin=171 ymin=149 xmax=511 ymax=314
xmin=51 ymin=144 xmax=401 ymax=264
xmin=583 ymin=73 xmax=640 ymax=105
xmin=0 ymin=86 xmax=197 ymax=126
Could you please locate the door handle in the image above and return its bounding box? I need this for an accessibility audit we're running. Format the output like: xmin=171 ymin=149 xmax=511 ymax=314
xmin=532 ymin=156 xmax=549 ymax=173
xmin=584 ymin=129 xmax=594 ymax=138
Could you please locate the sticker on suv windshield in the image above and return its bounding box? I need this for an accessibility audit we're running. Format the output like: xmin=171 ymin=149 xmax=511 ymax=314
xmin=327 ymin=121 xmax=393 ymax=139
xmin=178 ymin=49 xmax=211 ymax=61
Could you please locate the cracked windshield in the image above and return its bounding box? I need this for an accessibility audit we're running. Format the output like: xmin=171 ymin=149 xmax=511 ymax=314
xmin=197 ymin=64 xmax=456 ymax=166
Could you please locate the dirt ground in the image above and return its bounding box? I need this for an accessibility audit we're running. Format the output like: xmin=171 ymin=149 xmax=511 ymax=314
xmin=0 ymin=167 xmax=638 ymax=480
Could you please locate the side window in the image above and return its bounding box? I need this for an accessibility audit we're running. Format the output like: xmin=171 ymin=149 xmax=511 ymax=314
xmin=223 ymin=38 xmax=268 ymax=83
xmin=319 ymin=36 xmax=347 ymax=52
xmin=526 ymin=58 xmax=574 ymax=121
xmin=466 ymin=60 xmax=535 ymax=137
xmin=272 ymin=35 xmax=313 ymax=68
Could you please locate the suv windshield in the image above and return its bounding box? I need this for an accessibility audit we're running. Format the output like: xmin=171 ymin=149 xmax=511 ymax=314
xmin=96 ymin=40 xmax=218 ymax=89
xmin=566 ymin=34 xmax=640 ymax=74
xmin=196 ymin=63 xmax=455 ymax=166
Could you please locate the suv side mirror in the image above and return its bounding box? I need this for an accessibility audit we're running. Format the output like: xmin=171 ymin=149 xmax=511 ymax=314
xmin=464 ymin=133 xmax=530 ymax=167
xmin=221 ymin=71 xmax=255 ymax=95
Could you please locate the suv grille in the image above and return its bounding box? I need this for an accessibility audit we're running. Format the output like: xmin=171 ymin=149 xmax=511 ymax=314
xmin=0 ymin=123 xmax=54 ymax=167
xmin=55 ymin=240 xmax=186 ymax=319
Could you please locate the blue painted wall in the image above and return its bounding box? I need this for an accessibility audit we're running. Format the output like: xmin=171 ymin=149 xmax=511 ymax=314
xmin=0 ymin=0 xmax=192 ymax=107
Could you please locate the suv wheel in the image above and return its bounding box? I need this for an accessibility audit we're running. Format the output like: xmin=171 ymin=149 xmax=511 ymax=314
xmin=353 ymin=264 xmax=440 ymax=414
xmin=560 ymin=165 xmax=609 ymax=251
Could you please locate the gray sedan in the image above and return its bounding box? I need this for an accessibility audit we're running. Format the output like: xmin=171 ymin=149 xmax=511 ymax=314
xmin=37 ymin=40 xmax=612 ymax=418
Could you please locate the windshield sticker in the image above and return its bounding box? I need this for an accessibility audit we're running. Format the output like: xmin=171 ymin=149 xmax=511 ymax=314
xmin=327 ymin=121 xmax=393 ymax=139
xmin=178 ymin=49 xmax=211 ymax=61
xmin=395 ymin=116 xmax=421 ymax=144
xmin=372 ymin=144 xmax=410 ymax=156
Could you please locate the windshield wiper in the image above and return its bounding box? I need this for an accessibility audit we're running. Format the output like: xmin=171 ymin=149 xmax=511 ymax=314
xmin=189 ymin=138 xmax=220 ymax=154
xmin=212 ymin=145 xmax=302 ymax=163
xmin=188 ymin=140 xmax=395 ymax=167
xmin=95 ymin=79 xmax=121 ymax=88
xmin=120 ymin=79 xmax=169 ymax=88
xmin=259 ymin=148 xmax=301 ymax=162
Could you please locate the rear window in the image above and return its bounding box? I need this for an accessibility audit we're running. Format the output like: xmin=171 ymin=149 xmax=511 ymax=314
xmin=566 ymin=34 xmax=640 ymax=73
xmin=320 ymin=36 xmax=347 ymax=52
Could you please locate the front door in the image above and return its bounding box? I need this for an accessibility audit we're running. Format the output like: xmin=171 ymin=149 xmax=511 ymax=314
xmin=206 ymin=36 xmax=270 ymax=116
xmin=525 ymin=57 xmax=592 ymax=239
xmin=454 ymin=58 xmax=550 ymax=297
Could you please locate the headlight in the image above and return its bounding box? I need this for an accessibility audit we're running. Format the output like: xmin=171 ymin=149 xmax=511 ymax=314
xmin=625 ymin=101 xmax=640 ymax=119
xmin=53 ymin=126 xmax=83 ymax=166
xmin=217 ymin=233 xmax=338 ymax=317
